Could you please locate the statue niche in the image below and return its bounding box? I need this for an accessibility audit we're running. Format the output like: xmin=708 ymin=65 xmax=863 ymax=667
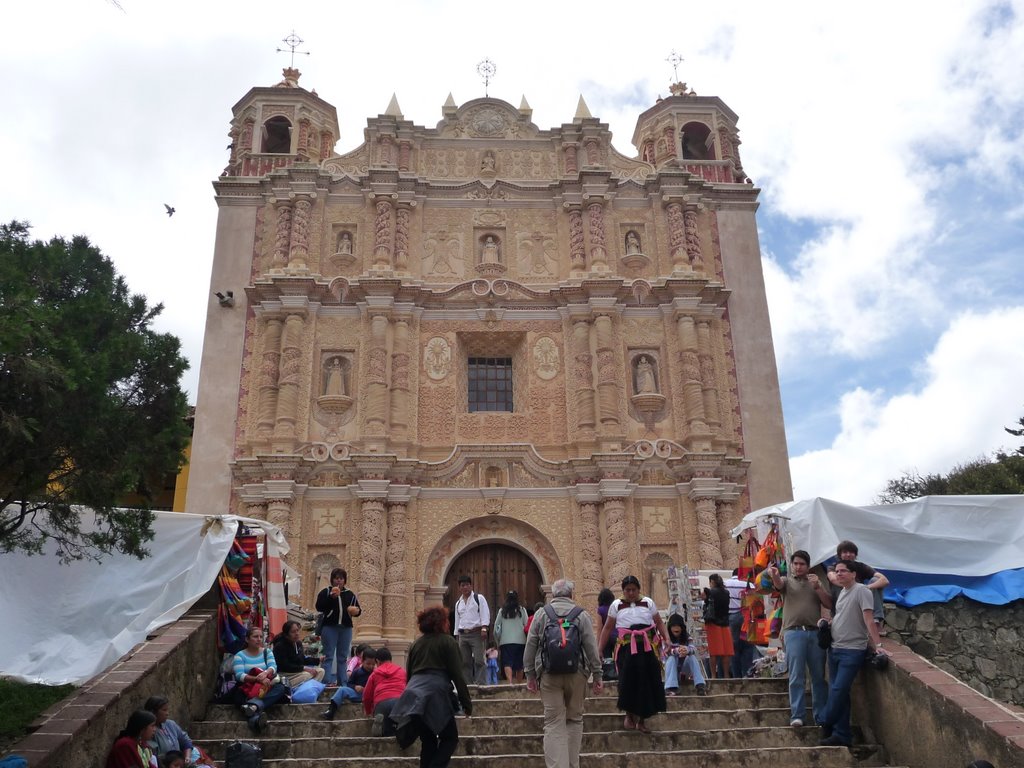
xmin=620 ymin=227 xmax=651 ymax=271
xmin=331 ymin=228 xmax=356 ymax=269
xmin=318 ymin=355 xmax=354 ymax=415
xmin=475 ymin=233 xmax=506 ymax=277
xmin=630 ymin=353 xmax=666 ymax=424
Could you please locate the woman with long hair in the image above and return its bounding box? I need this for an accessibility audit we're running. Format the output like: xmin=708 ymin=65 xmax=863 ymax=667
xmin=315 ymin=567 xmax=361 ymax=686
xmin=272 ymin=619 xmax=325 ymax=688
xmin=705 ymin=573 xmax=734 ymax=678
xmin=105 ymin=709 xmax=157 ymax=768
xmin=596 ymin=575 xmax=672 ymax=734
xmin=492 ymin=590 xmax=528 ymax=683
xmin=389 ymin=605 xmax=473 ymax=767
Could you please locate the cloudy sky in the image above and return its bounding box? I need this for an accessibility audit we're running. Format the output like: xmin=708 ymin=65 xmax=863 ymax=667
xmin=4 ymin=1 xmax=1023 ymax=505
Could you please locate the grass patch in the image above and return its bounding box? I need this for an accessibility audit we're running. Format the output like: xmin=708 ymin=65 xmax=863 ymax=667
xmin=0 ymin=679 xmax=75 ymax=753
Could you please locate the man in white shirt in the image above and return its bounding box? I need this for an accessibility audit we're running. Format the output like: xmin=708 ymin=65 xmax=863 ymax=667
xmin=453 ymin=574 xmax=490 ymax=684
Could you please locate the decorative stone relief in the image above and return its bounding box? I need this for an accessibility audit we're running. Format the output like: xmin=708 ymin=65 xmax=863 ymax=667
xmin=532 ymin=337 xmax=559 ymax=381
xmin=310 ymin=506 xmax=345 ymax=537
xmin=423 ymin=230 xmax=464 ymax=277
xmin=424 ymin=337 xmax=452 ymax=380
xmin=518 ymin=232 xmax=556 ymax=277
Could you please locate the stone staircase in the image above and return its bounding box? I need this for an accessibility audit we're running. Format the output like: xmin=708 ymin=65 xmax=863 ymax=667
xmin=192 ymin=678 xmax=907 ymax=767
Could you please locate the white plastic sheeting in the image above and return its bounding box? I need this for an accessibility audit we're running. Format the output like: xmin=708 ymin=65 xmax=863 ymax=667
xmin=0 ymin=510 xmax=287 ymax=686
xmin=730 ymin=495 xmax=1024 ymax=575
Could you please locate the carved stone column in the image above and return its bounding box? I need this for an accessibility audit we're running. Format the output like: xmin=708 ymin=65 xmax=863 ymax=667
xmin=358 ymin=497 xmax=387 ymax=637
xmin=378 ymin=136 xmax=394 ymax=165
xmin=567 ymin=206 xmax=586 ymax=272
xmin=696 ymin=320 xmax=721 ymax=435
xmin=274 ymin=313 xmax=305 ymax=440
xmin=271 ymin=200 xmax=293 ymax=272
xmin=570 ymin=319 xmax=596 ymax=433
xmin=584 ymin=138 xmax=600 ymax=166
xmin=593 ymin=314 xmax=620 ymax=429
xmin=394 ymin=206 xmax=411 ymax=272
xmin=288 ymin=196 xmax=312 ymax=272
xmin=398 ymin=141 xmax=412 ymax=172
xmin=716 ymin=501 xmax=736 ymax=568
xmin=587 ymin=202 xmax=608 ymax=271
xmin=297 ymin=119 xmax=312 ymax=160
xmin=663 ymin=126 xmax=677 ymax=160
xmin=693 ymin=496 xmax=724 ymax=568
xmin=240 ymin=118 xmax=255 ymax=157
xmin=383 ymin=500 xmax=408 ymax=638
xmin=562 ymin=142 xmax=579 ymax=174
xmin=363 ymin=313 xmax=390 ymax=436
xmin=320 ymin=130 xmax=334 ymax=161
xmin=389 ymin=318 xmax=411 ymax=441
xmin=683 ymin=207 xmax=705 ymax=272
xmin=257 ymin=317 xmax=283 ymax=437
xmin=372 ymin=198 xmax=394 ymax=270
xmin=675 ymin=315 xmax=709 ymax=435
xmin=578 ymin=501 xmax=604 ymax=611
xmin=266 ymin=498 xmax=293 ymax=538
xmin=245 ymin=502 xmax=268 ymax=520
xmin=666 ymin=202 xmax=687 ymax=271
xmin=602 ymin=498 xmax=631 ymax=587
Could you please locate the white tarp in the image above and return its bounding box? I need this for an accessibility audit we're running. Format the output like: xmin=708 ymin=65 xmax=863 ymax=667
xmin=0 ymin=509 xmax=286 ymax=686
xmin=730 ymin=495 xmax=1024 ymax=575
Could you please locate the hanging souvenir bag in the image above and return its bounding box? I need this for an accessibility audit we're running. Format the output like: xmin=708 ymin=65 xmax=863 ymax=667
xmin=738 ymin=534 xmax=759 ymax=582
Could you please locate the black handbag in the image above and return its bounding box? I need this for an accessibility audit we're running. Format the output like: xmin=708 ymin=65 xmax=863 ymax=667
xmin=225 ymin=740 xmax=262 ymax=768
xmin=817 ymin=621 xmax=832 ymax=650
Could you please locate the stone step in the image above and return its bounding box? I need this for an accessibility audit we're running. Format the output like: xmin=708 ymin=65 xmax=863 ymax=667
xmin=244 ymin=747 xmax=897 ymax=768
xmin=198 ymin=726 xmax=843 ymax=760
xmin=203 ymin=691 xmax=789 ymax=722
xmin=463 ymin=677 xmax=787 ymax=699
xmin=191 ymin=706 xmax=796 ymax=740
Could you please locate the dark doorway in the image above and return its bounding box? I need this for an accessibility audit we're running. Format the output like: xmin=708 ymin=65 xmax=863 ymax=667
xmin=444 ymin=543 xmax=544 ymax=627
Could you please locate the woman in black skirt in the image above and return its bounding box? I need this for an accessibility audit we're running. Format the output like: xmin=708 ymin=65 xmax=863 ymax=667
xmin=597 ymin=574 xmax=673 ymax=733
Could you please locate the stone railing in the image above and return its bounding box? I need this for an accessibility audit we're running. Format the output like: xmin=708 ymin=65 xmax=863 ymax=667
xmin=5 ymin=605 xmax=220 ymax=767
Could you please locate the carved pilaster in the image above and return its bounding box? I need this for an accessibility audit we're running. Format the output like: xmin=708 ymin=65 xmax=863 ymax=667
xmin=372 ymin=199 xmax=394 ymax=269
xmin=663 ymin=126 xmax=677 ymax=160
xmin=297 ymin=119 xmax=312 ymax=160
xmin=696 ymin=320 xmax=721 ymax=434
xmin=363 ymin=314 xmax=390 ymax=436
xmin=288 ymin=196 xmax=311 ymax=271
xmin=587 ymin=202 xmax=608 ymax=271
xmin=398 ymin=141 xmax=412 ymax=172
xmin=567 ymin=207 xmax=586 ymax=271
xmin=240 ymin=118 xmax=255 ymax=157
xmin=320 ymin=130 xmax=333 ymax=161
xmin=378 ymin=136 xmax=394 ymax=166
xmin=716 ymin=501 xmax=736 ymax=567
xmin=394 ymin=206 xmax=411 ymax=272
xmin=389 ymin=318 xmax=411 ymax=441
xmin=675 ymin=315 xmax=708 ymax=435
xmin=683 ymin=207 xmax=705 ymax=271
xmin=578 ymin=501 xmax=603 ymax=610
xmin=274 ymin=314 xmax=305 ymax=440
xmin=563 ymin=142 xmax=579 ymax=175
xmin=603 ymin=498 xmax=630 ymax=587
xmin=271 ymin=201 xmax=293 ymax=272
xmin=266 ymin=498 xmax=293 ymax=538
xmin=584 ymin=138 xmax=600 ymax=166
xmin=383 ymin=501 xmax=408 ymax=638
xmin=694 ymin=497 xmax=723 ymax=568
xmin=666 ymin=202 xmax=687 ymax=271
xmin=257 ymin=317 xmax=283 ymax=437
xmin=245 ymin=502 xmax=268 ymax=520
xmin=571 ymin=319 xmax=596 ymax=432
xmin=359 ymin=497 xmax=387 ymax=637
xmin=593 ymin=314 xmax=620 ymax=429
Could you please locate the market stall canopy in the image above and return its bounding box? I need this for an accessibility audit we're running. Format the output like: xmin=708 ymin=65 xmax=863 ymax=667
xmin=0 ymin=509 xmax=288 ymax=686
xmin=730 ymin=496 xmax=1024 ymax=607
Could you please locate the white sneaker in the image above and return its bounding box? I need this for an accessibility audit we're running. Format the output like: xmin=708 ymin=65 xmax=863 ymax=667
xmin=790 ymin=718 xmax=804 ymax=727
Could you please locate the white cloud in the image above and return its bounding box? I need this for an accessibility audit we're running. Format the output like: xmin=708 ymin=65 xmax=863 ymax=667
xmin=790 ymin=306 xmax=1024 ymax=504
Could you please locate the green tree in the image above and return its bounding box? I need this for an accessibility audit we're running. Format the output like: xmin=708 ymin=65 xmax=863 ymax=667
xmin=878 ymin=453 xmax=1024 ymax=503
xmin=1006 ymin=413 xmax=1024 ymax=456
xmin=0 ymin=221 xmax=190 ymax=561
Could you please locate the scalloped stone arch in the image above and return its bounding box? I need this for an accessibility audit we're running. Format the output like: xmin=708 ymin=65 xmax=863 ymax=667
xmin=423 ymin=516 xmax=562 ymax=588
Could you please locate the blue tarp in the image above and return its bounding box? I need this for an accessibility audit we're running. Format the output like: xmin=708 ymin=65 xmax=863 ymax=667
xmin=883 ymin=567 xmax=1024 ymax=608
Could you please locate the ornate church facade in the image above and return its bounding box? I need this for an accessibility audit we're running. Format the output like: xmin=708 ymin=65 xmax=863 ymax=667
xmin=186 ymin=68 xmax=792 ymax=650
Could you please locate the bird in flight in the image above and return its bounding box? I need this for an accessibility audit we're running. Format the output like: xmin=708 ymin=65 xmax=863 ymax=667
xmin=164 ymin=204 xmax=176 ymax=217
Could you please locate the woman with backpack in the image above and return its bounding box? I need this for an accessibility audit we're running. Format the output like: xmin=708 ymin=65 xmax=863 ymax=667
xmin=493 ymin=590 xmax=529 ymax=683
xmin=596 ymin=574 xmax=672 ymax=733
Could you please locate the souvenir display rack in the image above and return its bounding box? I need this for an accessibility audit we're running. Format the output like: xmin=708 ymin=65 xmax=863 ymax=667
xmin=666 ymin=564 xmax=709 ymax=662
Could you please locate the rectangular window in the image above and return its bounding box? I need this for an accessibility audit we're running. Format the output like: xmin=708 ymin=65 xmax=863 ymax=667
xmin=468 ymin=357 xmax=513 ymax=412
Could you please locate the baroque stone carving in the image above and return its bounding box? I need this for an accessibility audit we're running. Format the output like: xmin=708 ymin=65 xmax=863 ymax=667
xmin=424 ymin=337 xmax=452 ymax=380
xmin=532 ymin=337 xmax=559 ymax=380
xmin=423 ymin=230 xmax=464 ymax=277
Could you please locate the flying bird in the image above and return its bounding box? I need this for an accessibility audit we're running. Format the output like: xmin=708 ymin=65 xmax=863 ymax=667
xmin=226 ymin=142 xmax=235 ymax=150
xmin=164 ymin=204 xmax=176 ymax=217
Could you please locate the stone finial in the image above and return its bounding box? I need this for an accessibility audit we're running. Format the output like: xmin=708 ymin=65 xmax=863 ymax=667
xmin=574 ymin=95 xmax=593 ymax=121
xmin=385 ymin=93 xmax=404 ymax=119
xmin=443 ymin=92 xmax=457 ymax=109
xmin=519 ymin=95 xmax=532 ymax=117
xmin=276 ymin=67 xmax=301 ymax=88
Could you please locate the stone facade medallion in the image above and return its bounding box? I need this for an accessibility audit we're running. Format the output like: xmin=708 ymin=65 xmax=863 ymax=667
xmin=533 ymin=337 xmax=559 ymax=380
xmin=425 ymin=337 xmax=452 ymax=380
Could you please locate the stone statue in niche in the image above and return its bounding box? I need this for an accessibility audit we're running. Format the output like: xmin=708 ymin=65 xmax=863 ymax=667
xmin=481 ymin=235 xmax=500 ymax=264
xmin=481 ymin=150 xmax=496 ymax=172
xmin=485 ymin=466 xmax=503 ymax=487
xmin=323 ymin=356 xmax=348 ymax=396
xmin=635 ymin=355 xmax=658 ymax=394
xmin=625 ymin=231 xmax=642 ymax=255
xmin=336 ymin=231 xmax=353 ymax=255
xmin=642 ymin=141 xmax=655 ymax=164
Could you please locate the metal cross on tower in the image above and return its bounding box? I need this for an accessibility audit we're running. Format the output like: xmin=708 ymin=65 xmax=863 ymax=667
xmin=477 ymin=59 xmax=497 ymax=97
xmin=666 ymin=50 xmax=684 ymax=82
xmin=277 ymin=31 xmax=311 ymax=68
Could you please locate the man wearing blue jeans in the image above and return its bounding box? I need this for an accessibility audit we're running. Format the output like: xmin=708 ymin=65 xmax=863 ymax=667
xmin=819 ymin=561 xmax=888 ymax=747
xmin=768 ymin=551 xmax=831 ymax=727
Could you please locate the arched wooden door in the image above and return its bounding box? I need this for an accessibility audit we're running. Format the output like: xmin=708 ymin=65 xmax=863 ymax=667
xmin=444 ymin=543 xmax=544 ymax=627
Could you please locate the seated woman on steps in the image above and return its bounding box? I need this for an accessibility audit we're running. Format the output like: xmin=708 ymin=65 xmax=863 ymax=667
xmin=232 ymin=625 xmax=289 ymax=733
xmin=272 ymin=619 xmax=325 ymax=688
xmin=662 ymin=613 xmax=708 ymax=696
xmin=143 ymin=695 xmax=213 ymax=768
xmin=105 ymin=709 xmax=157 ymax=768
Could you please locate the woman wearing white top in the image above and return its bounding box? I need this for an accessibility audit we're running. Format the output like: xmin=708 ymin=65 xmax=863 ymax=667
xmin=597 ymin=575 xmax=672 ymax=733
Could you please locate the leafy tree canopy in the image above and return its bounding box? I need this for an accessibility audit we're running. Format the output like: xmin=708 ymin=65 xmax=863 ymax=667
xmin=0 ymin=221 xmax=190 ymax=561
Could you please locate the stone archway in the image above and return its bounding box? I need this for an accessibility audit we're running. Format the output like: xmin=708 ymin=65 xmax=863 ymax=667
xmin=443 ymin=543 xmax=544 ymax=620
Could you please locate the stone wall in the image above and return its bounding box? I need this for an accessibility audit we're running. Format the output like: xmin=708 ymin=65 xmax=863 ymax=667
xmin=884 ymin=596 xmax=1024 ymax=706
xmin=6 ymin=606 xmax=220 ymax=768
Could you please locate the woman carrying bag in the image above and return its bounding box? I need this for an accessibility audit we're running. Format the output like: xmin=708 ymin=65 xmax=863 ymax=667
xmin=315 ymin=567 xmax=361 ymax=686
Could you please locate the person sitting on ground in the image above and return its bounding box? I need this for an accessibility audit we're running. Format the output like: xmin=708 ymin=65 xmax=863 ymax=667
xmin=105 ymin=709 xmax=157 ymax=768
xmin=663 ymin=613 xmax=707 ymax=696
xmin=389 ymin=606 xmax=473 ymax=768
xmin=346 ymin=643 xmax=370 ymax=681
xmin=232 ymin=625 xmax=289 ymax=733
xmin=143 ymin=695 xmax=212 ymax=767
xmin=272 ymin=619 xmax=325 ymax=688
xmin=160 ymin=752 xmax=185 ymax=768
xmin=322 ymin=647 xmax=377 ymax=719
xmin=362 ymin=646 xmax=407 ymax=736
